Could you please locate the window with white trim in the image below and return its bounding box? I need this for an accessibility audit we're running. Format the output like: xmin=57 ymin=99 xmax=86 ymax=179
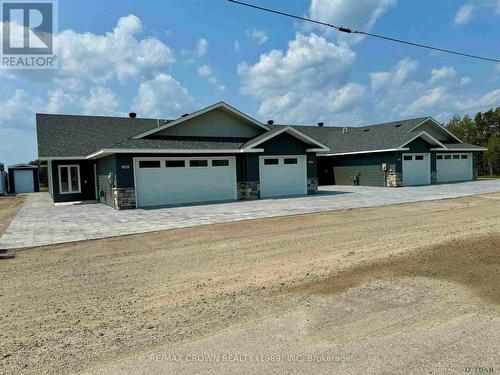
xmin=58 ymin=165 xmax=81 ymax=194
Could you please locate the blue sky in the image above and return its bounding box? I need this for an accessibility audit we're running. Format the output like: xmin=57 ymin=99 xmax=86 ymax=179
xmin=1 ymin=0 xmax=499 ymax=166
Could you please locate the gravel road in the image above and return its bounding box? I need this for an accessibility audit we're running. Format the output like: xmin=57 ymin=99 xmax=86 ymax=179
xmin=1 ymin=193 xmax=499 ymax=374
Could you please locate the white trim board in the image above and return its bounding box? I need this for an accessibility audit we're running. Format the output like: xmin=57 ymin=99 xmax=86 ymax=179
xmin=132 ymin=102 xmax=269 ymax=139
xmin=399 ymin=131 xmax=446 ymax=149
xmin=408 ymin=117 xmax=463 ymax=143
xmin=85 ymin=148 xmax=265 ymax=160
xmin=57 ymin=164 xmax=82 ymax=194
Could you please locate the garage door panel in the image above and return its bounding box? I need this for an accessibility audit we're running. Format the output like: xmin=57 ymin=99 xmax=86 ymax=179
xmin=259 ymin=156 xmax=307 ymax=198
xmin=436 ymin=153 xmax=472 ymax=182
xmin=14 ymin=170 xmax=35 ymax=193
xmin=402 ymin=153 xmax=430 ymax=186
xmin=135 ymin=158 xmax=237 ymax=207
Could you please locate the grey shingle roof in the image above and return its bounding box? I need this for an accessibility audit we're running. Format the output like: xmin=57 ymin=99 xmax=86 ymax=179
xmin=36 ymin=114 xmax=166 ymax=157
xmin=110 ymin=137 xmax=246 ymax=151
xmin=240 ymin=127 xmax=286 ymax=149
xmin=37 ymin=112 xmax=483 ymax=159
xmin=277 ymin=117 xmax=432 ymax=154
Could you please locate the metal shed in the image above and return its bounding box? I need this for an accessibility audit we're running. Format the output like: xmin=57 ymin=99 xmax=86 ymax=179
xmin=8 ymin=163 xmax=39 ymax=194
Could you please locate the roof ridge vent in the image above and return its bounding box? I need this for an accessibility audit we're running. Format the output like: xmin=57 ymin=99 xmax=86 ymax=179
xmin=394 ymin=124 xmax=402 ymax=128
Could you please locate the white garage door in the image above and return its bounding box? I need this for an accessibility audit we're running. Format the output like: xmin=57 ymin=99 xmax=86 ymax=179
xmin=402 ymin=153 xmax=430 ymax=186
xmin=14 ymin=169 xmax=35 ymax=193
xmin=436 ymin=153 xmax=472 ymax=182
xmin=259 ymin=155 xmax=307 ymax=198
xmin=134 ymin=157 xmax=237 ymax=207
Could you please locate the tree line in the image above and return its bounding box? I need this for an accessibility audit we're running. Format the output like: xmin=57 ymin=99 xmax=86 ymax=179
xmin=446 ymin=106 xmax=500 ymax=176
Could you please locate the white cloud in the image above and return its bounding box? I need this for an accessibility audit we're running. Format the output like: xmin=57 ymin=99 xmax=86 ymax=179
xmin=429 ymin=66 xmax=457 ymax=84
xmin=196 ymin=38 xmax=209 ymax=56
xmin=453 ymin=1 xmax=500 ymax=25
xmin=0 ymin=90 xmax=39 ymax=129
xmin=198 ymin=65 xmax=225 ymax=92
xmin=55 ymin=15 xmax=174 ymax=86
xmin=308 ymin=0 xmax=396 ymax=42
xmin=246 ymin=28 xmax=268 ymax=44
xmin=197 ymin=64 xmax=212 ymax=77
xmin=460 ymin=76 xmax=472 ymax=86
xmin=454 ymin=88 xmax=500 ymax=111
xmin=239 ymin=33 xmax=355 ymax=97
xmin=370 ymin=58 xmax=418 ymax=90
xmin=133 ymin=73 xmax=193 ymax=118
xmin=81 ymin=87 xmax=118 ymax=115
xmin=454 ymin=4 xmax=474 ymax=24
xmin=405 ymin=87 xmax=449 ymax=115
xmin=238 ymin=32 xmax=361 ymax=123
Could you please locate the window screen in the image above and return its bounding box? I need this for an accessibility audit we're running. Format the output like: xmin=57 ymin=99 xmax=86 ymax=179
xmin=437 ymin=155 xmax=443 ymax=160
xmin=284 ymin=158 xmax=298 ymax=165
xmin=403 ymin=155 xmax=412 ymax=161
xmin=461 ymin=154 xmax=468 ymax=159
xmin=453 ymin=155 xmax=460 ymax=159
xmin=415 ymin=155 xmax=424 ymax=160
xmin=264 ymin=158 xmax=279 ymax=165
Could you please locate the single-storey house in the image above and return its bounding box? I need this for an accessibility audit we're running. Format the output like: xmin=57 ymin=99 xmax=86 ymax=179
xmin=36 ymin=102 xmax=329 ymax=209
xmin=36 ymin=101 xmax=486 ymax=209
xmin=293 ymin=117 xmax=487 ymax=187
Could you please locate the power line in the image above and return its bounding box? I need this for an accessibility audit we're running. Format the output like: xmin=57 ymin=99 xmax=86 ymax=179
xmin=228 ymin=0 xmax=500 ymax=64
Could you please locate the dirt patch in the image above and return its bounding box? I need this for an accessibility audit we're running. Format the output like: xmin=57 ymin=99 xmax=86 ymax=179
xmin=1 ymin=193 xmax=500 ymax=374
xmin=295 ymin=234 xmax=500 ymax=306
xmin=0 ymin=196 xmax=25 ymax=236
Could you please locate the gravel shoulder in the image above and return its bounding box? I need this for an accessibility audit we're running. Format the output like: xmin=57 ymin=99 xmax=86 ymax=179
xmin=1 ymin=193 xmax=499 ymax=374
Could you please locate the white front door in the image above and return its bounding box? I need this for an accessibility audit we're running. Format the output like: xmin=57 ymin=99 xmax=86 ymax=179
xmin=259 ymin=155 xmax=307 ymax=198
xmin=134 ymin=157 xmax=237 ymax=207
xmin=402 ymin=153 xmax=430 ymax=186
xmin=14 ymin=169 xmax=35 ymax=193
xmin=436 ymin=153 xmax=473 ymax=182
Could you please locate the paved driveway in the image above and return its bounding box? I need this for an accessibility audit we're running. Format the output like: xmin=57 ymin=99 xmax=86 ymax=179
xmin=2 ymin=179 xmax=500 ymax=250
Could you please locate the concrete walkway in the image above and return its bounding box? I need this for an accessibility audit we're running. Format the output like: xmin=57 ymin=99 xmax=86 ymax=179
xmin=2 ymin=179 xmax=500 ymax=250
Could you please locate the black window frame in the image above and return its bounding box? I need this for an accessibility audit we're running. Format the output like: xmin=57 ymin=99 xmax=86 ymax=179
xmin=415 ymin=155 xmax=424 ymax=161
xmin=444 ymin=155 xmax=452 ymax=160
xmin=264 ymin=158 xmax=279 ymax=165
xmin=437 ymin=155 xmax=443 ymax=160
xmin=139 ymin=160 xmax=161 ymax=168
xmin=284 ymin=158 xmax=298 ymax=165
xmin=453 ymin=155 xmax=460 ymax=160
xmin=403 ymin=155 xmax=413 ymax=161
xmin=165 ymin=160 xmax=185 ymax=168
xmin=461 ymin=154 xmax=468 ymax=159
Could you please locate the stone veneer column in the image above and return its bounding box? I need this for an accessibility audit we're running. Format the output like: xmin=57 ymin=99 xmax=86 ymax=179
xmin=237 ymin=181 xmax=260 ymax=200
xmin=385 ymin=172 xmax=403 ymax=187
xmin=113 ymin=188 xmax=136 ymax=210
xmin=307 ymin=177 xmax=318 ymax=194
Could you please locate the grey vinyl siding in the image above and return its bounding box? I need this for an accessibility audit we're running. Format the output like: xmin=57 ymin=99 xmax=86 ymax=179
xmin=51 ymin=160 xmax=95 ymax=202
xmin=331 ymin=153 xmax=397 ymax=187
